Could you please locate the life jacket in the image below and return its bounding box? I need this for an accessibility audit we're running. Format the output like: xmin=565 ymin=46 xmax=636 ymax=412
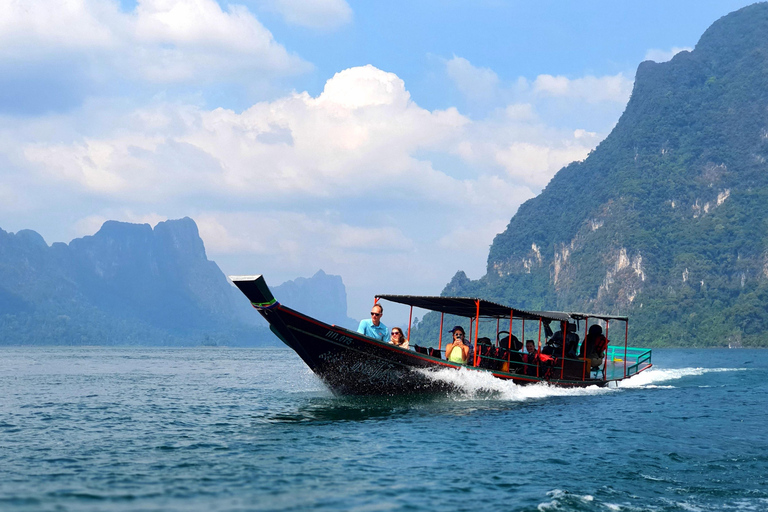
xmin=593 ymin=335 xmax=608 ymax=354
xmin=448 ymin=344 xmax=467 ymax=364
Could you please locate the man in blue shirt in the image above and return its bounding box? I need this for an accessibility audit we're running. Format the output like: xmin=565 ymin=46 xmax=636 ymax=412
xmin=357 ymin=304 xmax=388 ymax=341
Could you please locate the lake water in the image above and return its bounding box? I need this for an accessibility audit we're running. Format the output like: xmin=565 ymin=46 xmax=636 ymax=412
xmin=1 ymin=347 xmax=766 ymax=512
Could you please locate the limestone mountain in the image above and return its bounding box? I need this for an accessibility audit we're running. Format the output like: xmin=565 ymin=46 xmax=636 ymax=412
xmin=0 ymin=218 xmax=268 ymax=345
xmin=271 ymin=270 xmax=357 ymax=330
xmin=434 ymin=3 xmax=768 ymax=347
xmin=0 ymin=217 xmax=357 ymax=345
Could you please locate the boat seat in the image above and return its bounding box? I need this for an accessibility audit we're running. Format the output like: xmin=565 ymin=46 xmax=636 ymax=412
xmin=428 ymin=348 xmax=443 ymax=359
xmin=414 ymin=345 xmax=429 ymax=355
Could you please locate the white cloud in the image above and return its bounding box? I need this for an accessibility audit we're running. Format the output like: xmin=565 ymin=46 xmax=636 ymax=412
xmin=445 ymin=55 xmax=633 ymax=107
xmin=0 ymin=0 xmax=116 ymax=54
xmin=644 ymin=46 xmax=692 ymax=63
xmin=7 ymin=63 xmax=619 ymax=319
xmin=262 ymin=0 xmax=353 ymax=29
xmin=0 ymin=0 xmax=308 ymax=85
xmin=197 ymin=211 xmax=412 ymax=257
xmin=495 ymin=141 xmax=592 ymax=187
xmin=20 ymin=65 xmax=469 ymax=201
xmin=532 ymin=73 xmax=632 ymax=103
xmin=504 ymin=103 xmax=537 ymax=122
xmin=315 ymin=65 xmax=411 ymax=109
xmin=446 ymin=56 xmax=500 ymax=103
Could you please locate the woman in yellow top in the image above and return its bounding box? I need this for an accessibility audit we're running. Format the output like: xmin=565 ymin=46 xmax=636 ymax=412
xmin=445 ymin=326 xmax=469 ymax=364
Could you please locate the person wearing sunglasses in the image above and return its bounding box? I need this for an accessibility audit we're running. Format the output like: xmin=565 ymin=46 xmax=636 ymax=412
xmin=389 ymin=327 xmax=409 ymax=349
xmin=357 ymin=304 xmax=388 ymax=341
xmin=445 ymin=325 xmax=469 ymax=364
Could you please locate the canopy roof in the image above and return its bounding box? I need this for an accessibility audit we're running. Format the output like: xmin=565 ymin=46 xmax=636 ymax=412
xmin=375 ymin=294 xmax=628 ymax=323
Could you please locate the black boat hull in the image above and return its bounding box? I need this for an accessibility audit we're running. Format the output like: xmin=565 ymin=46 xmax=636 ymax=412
xmin=231 ymin=275 xmax=610 ymax=395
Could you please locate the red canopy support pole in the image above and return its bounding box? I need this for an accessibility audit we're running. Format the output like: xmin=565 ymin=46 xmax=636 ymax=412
xmin=537 ymin=317 xmax=542 ymax=378
xmin=623 ymin=320 xmax=628 ymax=379
xmin=522 ymin=319 xmax=525 ymax=344
xmin=606 ymin=320 xmax=612 ymax=379
xmin=560 ymin=321 xmax=566 ymax=380
xmin=473 ymin=299 xmax=480 ymax=367
xmin=496 ymin=318 xmax=500 ymax=344
xmin=582 ymin=318 xmax=589 ymax=381
xmin=407 ymin=305 xmax=413 ymax=341
xmin=508 ymin=310 xmax=513 ymax=367
xmin=438 ymin=312 xmax=444 ymax=351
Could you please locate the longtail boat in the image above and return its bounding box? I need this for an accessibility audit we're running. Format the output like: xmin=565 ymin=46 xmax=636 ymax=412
xmin=230 ymin=275 xmax=652 ymax=395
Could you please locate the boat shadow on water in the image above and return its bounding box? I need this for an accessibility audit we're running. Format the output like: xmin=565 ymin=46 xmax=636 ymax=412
xmin=266 ymin=394 xmax=449 ymax=424
xmin=265 ymin=379 xmax=555 ymax=424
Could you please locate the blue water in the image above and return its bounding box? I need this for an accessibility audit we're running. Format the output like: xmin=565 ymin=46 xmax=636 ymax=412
xmin=1 ymin=348 xmax=766 ymax=512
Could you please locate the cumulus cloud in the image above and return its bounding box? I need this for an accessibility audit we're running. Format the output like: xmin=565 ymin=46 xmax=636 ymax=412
xmin=644 ymin=46 xmax=692 ymax=63
xmin=0 ymin=0 xmax=308 ymax=88
xmin=0 ymin=0 xmax=115 ymax=54
xmin=261 ymin=0 xmax=353 ymax=29
xmin=21 ymin=65 xmax=469 ymax=201
xmin=7 ymin=63 xmax=616 ymax=317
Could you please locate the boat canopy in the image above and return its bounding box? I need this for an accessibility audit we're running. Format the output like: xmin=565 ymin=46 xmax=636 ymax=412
xmin=375 ymin=294 xmax=628 ymax=323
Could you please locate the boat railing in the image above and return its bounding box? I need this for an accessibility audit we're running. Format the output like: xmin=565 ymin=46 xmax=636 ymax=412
xmin=473 ymin=348 xmax=596 ymax=381
xmin=606 ymin=346 xmax=653 ymax=378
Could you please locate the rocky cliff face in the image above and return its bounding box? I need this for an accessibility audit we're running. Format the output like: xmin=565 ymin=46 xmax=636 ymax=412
xmin=272 ymin=270 xmax=357 ymax=329
xmin=0 ymin=217 xmax=357 ymax=345
xmin=0 ymin=218 xmax=267 ymax=345
xmin=441 ymin=3 xmax=768 ymax=347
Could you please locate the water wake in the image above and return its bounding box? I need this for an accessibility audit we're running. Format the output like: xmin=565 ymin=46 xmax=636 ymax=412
xmin=417 ymin=365 xmax=746 ymax=401
xmin=416 ymin=367 xmax=613 ymax=402
xmin=617 ymin=366 xmax=744 ymax=388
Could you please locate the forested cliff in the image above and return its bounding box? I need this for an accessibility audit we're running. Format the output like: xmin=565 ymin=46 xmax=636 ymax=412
xmin=434 ymin=4 xmax=768 ymax=347
xmin=0 ymin=218 xmax=353 ymax=345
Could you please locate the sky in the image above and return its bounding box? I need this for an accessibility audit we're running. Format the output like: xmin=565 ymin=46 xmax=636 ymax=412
xmin=0 ymin=0 xmax=756 ymax=324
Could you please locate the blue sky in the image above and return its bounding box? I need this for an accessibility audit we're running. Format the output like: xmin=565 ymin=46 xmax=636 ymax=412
xmin=0 ymin=0 xmax=754 ymax=322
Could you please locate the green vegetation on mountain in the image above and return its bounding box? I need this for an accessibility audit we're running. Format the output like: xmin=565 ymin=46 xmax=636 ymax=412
xmin=419 ymin=4 xmax=768 ymax=347
xmin=0 ymin=217 xmax=356 ymax=346
xmin=0 ymin=218 xmax=273 ymax=346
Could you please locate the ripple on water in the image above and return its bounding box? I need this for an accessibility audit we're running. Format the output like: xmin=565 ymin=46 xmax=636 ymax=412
xmin=1 ymin=348 xmax=767 ymax=512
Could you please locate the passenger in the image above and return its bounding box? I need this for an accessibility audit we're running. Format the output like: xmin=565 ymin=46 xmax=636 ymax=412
xmin=523 ymin=339 xmax=553 ymax=377
xmin=544 ymin=323 xmax=579 ymax=357
xmin=523 ymin=340 xmax=540 ymax=376
xmin=445 ymin=326 xmax=470 ymax=365
xmin=389 ymin=327 xmax=409 ymax=349
xmin=581 ymin=324 xmax=608 ymax=372
xmin=497 ymin=333 xmax=523 ymax=372
xmin=357 ymin=304 xmax=388 ymax=341
xmin=565 ymin=323 xmax=579 ymax=357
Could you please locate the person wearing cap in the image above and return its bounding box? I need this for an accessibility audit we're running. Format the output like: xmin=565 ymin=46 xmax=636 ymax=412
xmin=445 ymin=326 xmax=470 ymax=364
xmin=357 ymin=304 xmax=388 ymax=341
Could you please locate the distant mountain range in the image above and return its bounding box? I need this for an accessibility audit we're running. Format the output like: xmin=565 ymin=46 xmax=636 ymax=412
xmin=0 ymin=217 xmax=354 ymax=346
xmin=415 ymin=3 xmax=768 ymax=347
